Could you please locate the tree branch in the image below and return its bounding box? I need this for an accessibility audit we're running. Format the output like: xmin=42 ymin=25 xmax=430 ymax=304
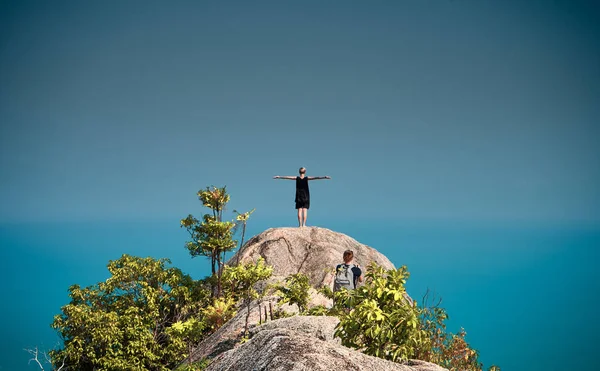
xmin=25 ymin=347 xmax=45 ymax=370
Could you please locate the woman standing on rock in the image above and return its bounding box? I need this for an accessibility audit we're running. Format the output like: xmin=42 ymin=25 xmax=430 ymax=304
xmin=273 ymin=167 xmax=331 ymax=228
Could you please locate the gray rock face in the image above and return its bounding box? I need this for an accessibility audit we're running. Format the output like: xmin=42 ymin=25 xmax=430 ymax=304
xmin=189 ymin=227 xmax=446 ymax=371
xmin=206 ymin=316 xmax=447 ymax=371
xmin=189 ymin=297 xmax=321 ymax=362
xmin=228 ymin=226 xmax=395 ymax=289
xmin=248 ymin=315 xmax=341 ymax=345
xmin=189 ymin=298 xmax=273 ymax=361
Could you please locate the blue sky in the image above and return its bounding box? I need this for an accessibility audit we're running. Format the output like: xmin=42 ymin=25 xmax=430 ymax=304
xmin=1 ymin=0 xmax=599 ymax=226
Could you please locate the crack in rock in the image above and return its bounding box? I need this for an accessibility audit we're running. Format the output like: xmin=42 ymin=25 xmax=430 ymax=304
xmin=258 ymin=237 xmax=295 ymax=265
xmin=296 ymin=243 xmax=312 ymax=274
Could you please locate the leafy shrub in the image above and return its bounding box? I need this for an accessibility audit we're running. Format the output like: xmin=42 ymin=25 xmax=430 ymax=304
xmin=333 ymin=263 xmax=429 ymax=361
xmin=50 ymin=255 xmax=209 ymax=371
xmin=306 ymin=305 xmax=329 ymax=316
xmin=272 ymin=273 xmax=311 ymax=313
xmin=333 ymin=262 xmax=498 ymax=371
xmin=221 ymin=258 xmax=273 ymax=335
xmin=174 ymin=358 xmax=211 ymax=371
xmin=202 ymin=297 xmax=237 ymax=331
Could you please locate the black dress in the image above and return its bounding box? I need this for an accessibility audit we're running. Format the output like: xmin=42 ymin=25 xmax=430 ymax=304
xmin=295 ymin=176 xmax=310 ymax=209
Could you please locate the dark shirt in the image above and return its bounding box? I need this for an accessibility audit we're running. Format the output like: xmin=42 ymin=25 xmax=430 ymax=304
xmin=335 ymin=263 xmax=362 ymax=289
xmin=295 ymin=176 xmax=310 ymax=202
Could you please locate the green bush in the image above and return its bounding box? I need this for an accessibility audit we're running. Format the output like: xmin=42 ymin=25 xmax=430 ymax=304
xmin=333 ymin=263 xmax=429 ymax=361
xmin=332 ymin=262 xmax=498 ymax=371
xmin=174 ymin=358 xmax=211 ymax=371
xmin=272 ymin=273 xmax=311 ymax=313
xmin=50 ymin=255 xmax=210 ymax=371
xmin=221 ymin=258 xmax=273 ymax=335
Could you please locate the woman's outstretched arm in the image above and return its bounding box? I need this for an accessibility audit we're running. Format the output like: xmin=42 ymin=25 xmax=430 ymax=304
xmin=273 ymin=176 xmax=297 ymax=180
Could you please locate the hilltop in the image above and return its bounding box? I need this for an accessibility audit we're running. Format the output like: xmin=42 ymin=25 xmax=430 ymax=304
xmin=188 ymin=227 xmax=446 ymax=371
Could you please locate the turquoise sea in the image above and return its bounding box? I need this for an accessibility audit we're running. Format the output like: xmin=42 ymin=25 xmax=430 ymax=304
xmin=1 ymin=219 xmax=598 ymax=371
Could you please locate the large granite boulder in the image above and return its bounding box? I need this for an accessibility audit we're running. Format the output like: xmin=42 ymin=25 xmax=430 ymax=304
xmin=189 ymin=298 xmax=271 ymax=361
xmin=205 ymin=316 xmax=447 ymax=371
xmin=188 ymin=227 xmax=446 ymax=371
xmin=228 ymin=226 xmax=395 ymax=288
xmin=248 ymin=316 xmax=340 ymax=344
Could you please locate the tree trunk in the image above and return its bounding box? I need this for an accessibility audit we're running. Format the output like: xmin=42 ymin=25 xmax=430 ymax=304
xmin=258 ymin=304 xmax=262 ymax=325
xmin=244 ymin=299 xmax=251 ymax=336
xmin=237 ymin=223 xmax=247 ymax=265
xmin=211 ymin=254 xmax=217 ymax=297
xmin=216 ymin=252 xmax=222 ymax=297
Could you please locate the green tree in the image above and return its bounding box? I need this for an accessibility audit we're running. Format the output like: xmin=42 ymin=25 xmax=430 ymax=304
xmin=181 ymin=186 xmax=254 ymax=297
xmin=167 ymin=318 xmax=206 ymax=369
xmin=50 ymin=254 xmax=208 ymax=371
xmin=221 ymin=258 xmax=273 ymax=335
xmin=233 ymin=208 xmax=255 ymax=264
xmin=272 ymin=273 xmax=311 ymax=313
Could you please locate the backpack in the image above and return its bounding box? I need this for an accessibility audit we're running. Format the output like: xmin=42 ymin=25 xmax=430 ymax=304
xmin=333 ymin=264 xmax=356 ymax=291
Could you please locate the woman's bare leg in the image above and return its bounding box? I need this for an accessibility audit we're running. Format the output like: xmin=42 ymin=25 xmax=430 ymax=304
xmin=302 ymin=208 xmax=308 ymax=227
xmin=297 ymin=208 xmax=302 ymax=227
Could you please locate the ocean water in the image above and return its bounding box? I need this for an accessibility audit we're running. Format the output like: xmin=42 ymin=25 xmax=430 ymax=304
xmin=0 ymin=219 xmax=597 ymax=371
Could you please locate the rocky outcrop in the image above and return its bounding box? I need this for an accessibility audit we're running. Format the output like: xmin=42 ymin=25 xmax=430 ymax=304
xmin=189 ymin=298 xmax=269 ymax=361
xmin=206 ymin=316 xmax=447 ymax=371
xmin=189 ymin=296 xmax=317 ymax=361
xmin=188 ymin=227 xmax=446 ymax=371
xmin=248 ymin=316 xmax=340 ymax=344
xmin=228 ymin=226 xmax=395 ymax=288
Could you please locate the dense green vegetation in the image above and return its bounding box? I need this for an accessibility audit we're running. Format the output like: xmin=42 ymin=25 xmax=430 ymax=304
xmin=292 ymin=264 xmax=500 ymax=371
xmin=50 ymin=255 xmax=208 ymax=370
xmin=271 ymin=273 xmax=311 ymax=313
xmin=332 ymin=264 xmax=428 ymax=361
xmin=46 ymin=186 xmax=498 ymax=371
xmin=48 ymin=186 xmax=259 ymax=370
xmin=49 ymin=253 xmax=271 ymax=371
xmin=329 ymin=263 xmax=500 ymax=371
xmin=222 ymin=258 xmax=273 ymax=335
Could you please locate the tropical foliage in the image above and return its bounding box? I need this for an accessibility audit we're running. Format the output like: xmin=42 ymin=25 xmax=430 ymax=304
xmin=50 ymin=255 xmax=209 ymax=371
xmin=221 ymin=257 xmax=273 ymax=335
xmin=201 ymin=297 xmax=237 ymax=332
xmin=331 ymin=263 xmax=499 ymax=371
xmin=271 ymin=273 xmax=311 ymax=313
xmin=181 ymin=186 xmax=254 ymax=297
xmin=46 ymin=185 xmax=498 ymax=371
xmin=232 ymin=208 xmax=255 ymax=264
